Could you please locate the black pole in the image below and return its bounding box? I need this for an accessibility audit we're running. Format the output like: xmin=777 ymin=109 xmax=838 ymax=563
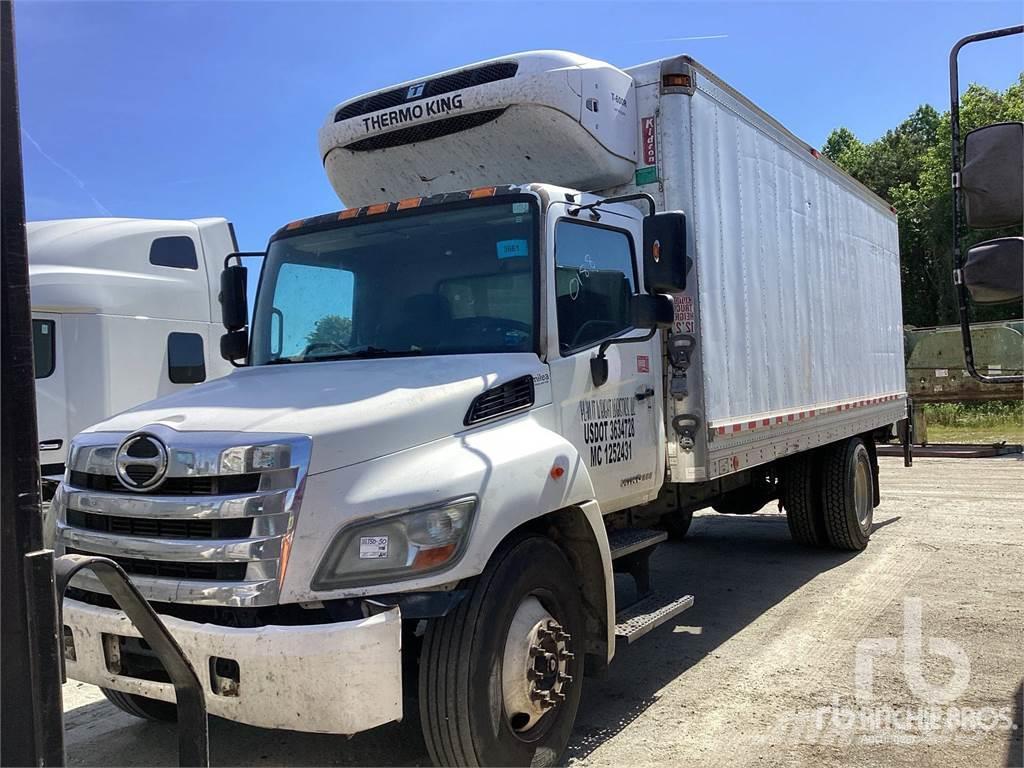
xmin=949 ymin=24 xmax=1024 ymax=386
xmin=1 ymin=1 xmax=67 ymax=764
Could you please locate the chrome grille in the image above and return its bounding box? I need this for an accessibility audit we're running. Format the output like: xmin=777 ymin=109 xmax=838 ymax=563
xmin=54 ymin=429 xmax=311 ymax=608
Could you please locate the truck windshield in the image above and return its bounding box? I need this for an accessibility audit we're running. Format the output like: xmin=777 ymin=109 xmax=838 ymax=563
xmin=250 ymin=197 xmax=538 ymax=365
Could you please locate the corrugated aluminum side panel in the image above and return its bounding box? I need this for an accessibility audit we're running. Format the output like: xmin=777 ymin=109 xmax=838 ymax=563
xmin=687 ymin=88 xmax=904 ymax=425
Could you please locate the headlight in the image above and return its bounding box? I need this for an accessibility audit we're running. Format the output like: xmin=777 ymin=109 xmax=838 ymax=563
xmin=312 ymin=497 xmax=476 ymax=590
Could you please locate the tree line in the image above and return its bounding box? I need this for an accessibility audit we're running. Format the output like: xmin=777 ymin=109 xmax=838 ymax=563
xmin=822 ymin=74 xmax=1023 ymax=328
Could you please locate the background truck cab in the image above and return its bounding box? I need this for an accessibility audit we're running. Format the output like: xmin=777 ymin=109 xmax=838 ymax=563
xmin=29 ymin=217 xmax=239 ymax=495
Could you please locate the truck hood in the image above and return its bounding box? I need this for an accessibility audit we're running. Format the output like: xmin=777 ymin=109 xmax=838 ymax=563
xmin=88 ymin=354 xmax=547 ymax=475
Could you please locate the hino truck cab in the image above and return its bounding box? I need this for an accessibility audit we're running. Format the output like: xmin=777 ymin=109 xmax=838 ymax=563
xmin=52 ymin=50 xmax=907 ymax=767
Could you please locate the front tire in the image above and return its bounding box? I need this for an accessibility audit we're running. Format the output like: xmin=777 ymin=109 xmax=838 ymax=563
xmin=100 ymin=687 xmax=177 ymax=722
xmin=418 ymin=535 xmax=584 ymax=767
xmin=821 ymin=438 xmax=874 ymax=550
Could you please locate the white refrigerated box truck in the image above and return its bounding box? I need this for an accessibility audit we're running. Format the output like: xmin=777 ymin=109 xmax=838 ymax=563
xmin=30 ymin=218 xmax=238 ymax=499
xmin=52 ymin=51 xmax=907 ymax=766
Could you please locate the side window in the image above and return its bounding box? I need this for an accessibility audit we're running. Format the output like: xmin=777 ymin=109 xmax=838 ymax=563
xmin=33 ymin=319 xmax=55 ymax=378
xmin=150 ymin=236 xmax=198 ymax=269
xmin=554 ymin=221 xmax=635 ymax=352
xmin=274 ymin=263 xmax=355 ymax=359
xmin=167 ymin=332 xmax=206 ymax=384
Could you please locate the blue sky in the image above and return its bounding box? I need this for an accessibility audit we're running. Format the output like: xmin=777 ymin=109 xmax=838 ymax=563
xmin=15 ymin=1 xmax=1024 ymax=252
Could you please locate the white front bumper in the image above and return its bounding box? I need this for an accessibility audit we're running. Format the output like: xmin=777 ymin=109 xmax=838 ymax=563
xmin=62 ymin=598 xmax=403 ymax=735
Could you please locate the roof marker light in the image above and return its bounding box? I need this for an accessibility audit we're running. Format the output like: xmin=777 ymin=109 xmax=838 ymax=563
xmin=397 ymin=197 xmax=422 ymax=210
xmin=468 ymin=186 xmax=497 ymax=199
xmin=662 ymin=73 xmax=692 ymax=88
xmin=366 ymin=203 xmax=390 ymax=215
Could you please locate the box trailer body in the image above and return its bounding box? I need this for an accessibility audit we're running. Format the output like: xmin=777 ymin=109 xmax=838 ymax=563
xmin=30 ymin=217 xmax=237 ymax=489
xmin=617 ymin=57 xmax=905 ymax=483
xmin=53 ymin=51 xmax=908 ymax=765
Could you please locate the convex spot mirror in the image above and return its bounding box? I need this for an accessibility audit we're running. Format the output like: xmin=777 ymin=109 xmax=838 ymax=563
xmin=962 ymin=122 xmax=1023 ymax=229
xmin=643 ymin=211 xmax=689 ymax=292
xmin=630 ymin=293 xmax=675 ymax=330
xmin=963 ymin=236 xmax=1024 ymax=305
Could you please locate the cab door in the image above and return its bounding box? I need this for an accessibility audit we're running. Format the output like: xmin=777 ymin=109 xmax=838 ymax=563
xmin=546 ymin=204 xmax=663 ymax=511
xmin=33 ymin=312 xmax=67 ymax=475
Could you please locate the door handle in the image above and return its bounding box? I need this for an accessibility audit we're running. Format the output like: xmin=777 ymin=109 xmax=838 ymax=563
xmin=635 ymin=387 xmax=655 ymax=402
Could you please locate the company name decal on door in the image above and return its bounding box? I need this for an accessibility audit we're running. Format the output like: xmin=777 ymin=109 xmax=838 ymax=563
xmin=579 ymin=397 xmax=636 ymax=467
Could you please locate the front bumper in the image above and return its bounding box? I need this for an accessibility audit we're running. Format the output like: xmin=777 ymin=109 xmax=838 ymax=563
xmin=62 ymin=598 xmax=403 ymax=735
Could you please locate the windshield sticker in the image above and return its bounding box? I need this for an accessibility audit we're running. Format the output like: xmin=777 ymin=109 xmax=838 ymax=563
xmin=496 ymin=239 xmax=529 ymax=259
xmin=579 ymin=397 xmax=636 ymax=467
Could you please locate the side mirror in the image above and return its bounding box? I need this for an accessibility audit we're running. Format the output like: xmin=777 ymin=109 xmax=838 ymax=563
xmin=643 ymin=211 xmax=688 ymax=292
xmin=220 ymin=263 xmax=248 ymax=330
xmin=590 ymin=293 xmax=674 ymax=387
xmin=219 ymin=256 xmax=250 ymax=363
xmin=962 ymin=236 xmax=1023 ymax=305
xmin=962 ymin=122 xmax=1023 ymax=229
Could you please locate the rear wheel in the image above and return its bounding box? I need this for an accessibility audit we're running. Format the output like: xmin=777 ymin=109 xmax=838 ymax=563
xmin=821 ymin=437 xmax=874 ymax=551
xmin=100 ymin=687 xmax=177 ymax=722
xmin=418 ymin=535 xmax=584 ymax=767
xmin=782 ymin=452 xmax=828 ymax=546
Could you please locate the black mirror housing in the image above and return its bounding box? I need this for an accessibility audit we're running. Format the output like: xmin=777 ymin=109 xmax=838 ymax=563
xmin=643 ymin=211 xmax=688 ymax=292
xmin=962 ymin=122 xmax=1023 ymax=229
xmin=963 ymin=236 xmax=1023 ymax=305
xmin=220 ymin=263 xmax=248 ymax=331
xmin=630 ymin=293 xmax=675 ymax=329
xmin=220 ymin=329 xmax=248 ymax=363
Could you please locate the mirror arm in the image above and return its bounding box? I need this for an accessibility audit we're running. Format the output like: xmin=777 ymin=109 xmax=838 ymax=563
xmin=224 ymin=251 xmax=263 ymax=269
xmin=596 ymin=327 xmax=657 ymax=359
xmin=590 ymin=328 xmax=658 ymax=387
xmin=569 ymin=192 xmax=657 ymax=220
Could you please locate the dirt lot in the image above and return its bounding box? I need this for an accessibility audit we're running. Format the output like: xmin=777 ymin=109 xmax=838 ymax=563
xmin=62 ymin=455 xmax=1023 ymax=767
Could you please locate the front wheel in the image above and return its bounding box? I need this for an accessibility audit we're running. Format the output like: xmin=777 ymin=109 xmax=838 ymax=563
xmin=418 ymin=535 xmax=584 ymax=767
xmin=100 ymin=687 xmax=177 ymax=722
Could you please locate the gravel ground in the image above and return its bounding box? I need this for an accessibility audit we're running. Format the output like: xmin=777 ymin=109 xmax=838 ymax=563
xmin=62 ymin=455 xmax=1024 ymax=767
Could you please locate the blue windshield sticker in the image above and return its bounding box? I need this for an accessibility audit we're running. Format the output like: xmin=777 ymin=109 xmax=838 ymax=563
xmin=497 ymin=239 xmax=529 ymax=259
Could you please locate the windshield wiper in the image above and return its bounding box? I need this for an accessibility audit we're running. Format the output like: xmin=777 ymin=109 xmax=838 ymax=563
xmin=269 ymin=346 xmax=424 ymax=365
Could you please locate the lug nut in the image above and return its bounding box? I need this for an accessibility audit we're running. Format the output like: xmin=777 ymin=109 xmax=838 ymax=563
xmin=527 ymin=668 xmax=542 ymax=682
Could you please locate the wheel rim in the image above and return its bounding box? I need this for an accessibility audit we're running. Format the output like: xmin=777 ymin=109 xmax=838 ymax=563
xmin=854 ymin=453 xmax=873 ymax=533
xmin=501 ymin=596 xmax=574 ymax=734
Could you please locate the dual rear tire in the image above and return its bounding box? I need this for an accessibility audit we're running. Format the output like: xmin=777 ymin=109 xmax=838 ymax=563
xmin=783 ymin=437 xmax=875 ymax=551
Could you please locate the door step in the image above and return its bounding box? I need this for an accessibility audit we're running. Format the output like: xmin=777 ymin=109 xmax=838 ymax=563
xmin=614 ymin=592 xmax=694 ymax=644
xmin=607 ymin=527 xmax=667 ymax=560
